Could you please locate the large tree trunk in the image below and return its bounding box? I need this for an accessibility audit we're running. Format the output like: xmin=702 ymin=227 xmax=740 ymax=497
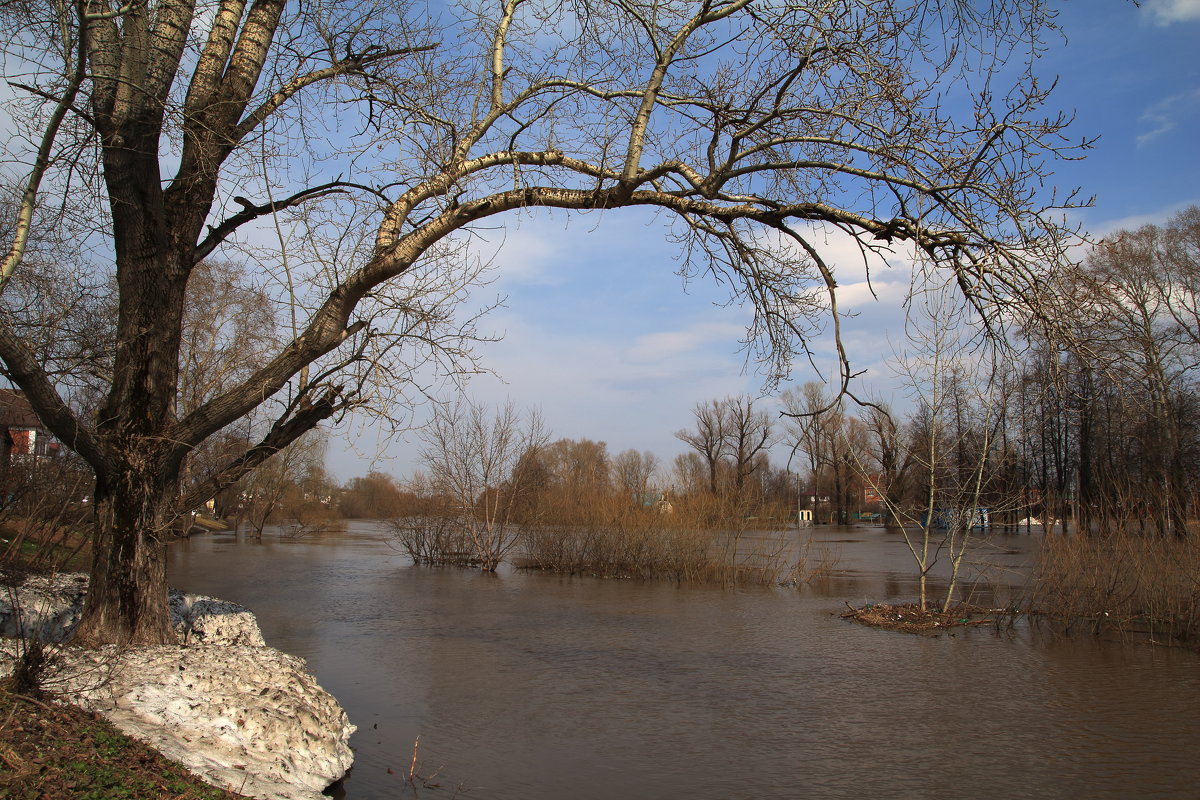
xmin=68 ymin=127 xmax=195 ymax=646
xmin=72 ymin=465 xmax=179 ymax=647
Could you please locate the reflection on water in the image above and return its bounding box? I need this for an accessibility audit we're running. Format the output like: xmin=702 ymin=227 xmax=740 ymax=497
xmin=168 ymin=523 xmax=1200 ymax=799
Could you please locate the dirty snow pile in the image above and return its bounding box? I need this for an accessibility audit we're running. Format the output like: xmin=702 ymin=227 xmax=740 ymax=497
xmin=0 ymin=573 xmax=356 ymax=800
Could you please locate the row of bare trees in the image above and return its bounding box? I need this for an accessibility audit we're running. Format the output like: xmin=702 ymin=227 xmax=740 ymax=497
xmin=780 ymin=208 xmax=1200 ymax=542
xmin=366 ymin=206 xmax=1200 ymax=617
xmin=774 ymin=211 xmax=1200 ymax=614
xmin=216 ymin=208 xmax=1200 ymax=557
xmin=1018 ymin=207 xmax=1200 ymax=536
xmin=382 ymin=395 xmax=803 ymax=579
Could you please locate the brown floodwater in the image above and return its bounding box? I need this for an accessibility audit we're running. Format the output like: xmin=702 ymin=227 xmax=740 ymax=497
xmin=167 ymin=522 xmax=1200 ymax=799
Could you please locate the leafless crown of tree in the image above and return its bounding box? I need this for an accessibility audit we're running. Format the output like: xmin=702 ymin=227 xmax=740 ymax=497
xmin=0 ymin=0 xmax=1086 ymax=644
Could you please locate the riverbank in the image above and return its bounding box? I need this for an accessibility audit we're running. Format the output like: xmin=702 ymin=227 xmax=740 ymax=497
xmin=0 ymin=687 xmax=249 ymax=799
xmin=0 ymin=572 xmax=356 ymax=800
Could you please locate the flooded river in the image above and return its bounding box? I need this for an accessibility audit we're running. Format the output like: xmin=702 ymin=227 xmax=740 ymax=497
xmin=167 ymin=522 xmax=1200 ymax=799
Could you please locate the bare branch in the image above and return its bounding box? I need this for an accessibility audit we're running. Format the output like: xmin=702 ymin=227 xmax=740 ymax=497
xmin=0 ymin=0 xmax=89 ymax=291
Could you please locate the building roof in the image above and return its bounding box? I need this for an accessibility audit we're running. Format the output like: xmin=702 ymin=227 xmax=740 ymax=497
xmin=0 ymin=389 xmax=46 ymax=430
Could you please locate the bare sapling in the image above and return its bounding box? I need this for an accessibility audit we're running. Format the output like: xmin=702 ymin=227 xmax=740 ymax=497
xmin=418 ymin=400 xmax=548 ymax=571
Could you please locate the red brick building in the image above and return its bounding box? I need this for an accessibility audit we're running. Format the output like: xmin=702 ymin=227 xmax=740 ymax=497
xmin=0 ymin=389 xmax=58 ymax=467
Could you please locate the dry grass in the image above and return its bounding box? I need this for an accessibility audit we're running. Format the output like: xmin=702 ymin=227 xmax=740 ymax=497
xmin=0 ymin=519 xmax=91 ymax=574
xmin=518 ymin=504 xmax=818 ymax=586
xmin=392 ymin=489 xmax=833 ymax=586
xmin=1034 ymin=530 xmax=1200 ymax=644
xmin=519 ymin=515 xmax=712 ymax=581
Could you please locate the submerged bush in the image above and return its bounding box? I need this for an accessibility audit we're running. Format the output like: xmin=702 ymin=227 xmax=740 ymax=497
xmin=388 ymin=514 xmax=478 ymax=567
xmin=517 ymin=494 xmax=803 ymax=585
xmin=1035 ymin=530 xmax=1200 ymax=643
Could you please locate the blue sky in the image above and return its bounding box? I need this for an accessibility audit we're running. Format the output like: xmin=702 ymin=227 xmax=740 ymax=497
xmin=326 ymin=0 xmax=1200 ymax=481
xmin=1 ymin=1 xmax=1193 ymax=485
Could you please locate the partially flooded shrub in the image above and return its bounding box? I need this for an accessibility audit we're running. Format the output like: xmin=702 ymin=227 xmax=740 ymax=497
xmin=1035 ymin=531 xmax=1200 ymax=643
xmin=518 ymin=494 xmax=803 ymax=585
xmin=520 ymin=514 xmax=685 ymax=579
xmin=780 ymin=534 xmax=841 ymax=586
xmin=389 ymin=515 xmax=478 ymax=566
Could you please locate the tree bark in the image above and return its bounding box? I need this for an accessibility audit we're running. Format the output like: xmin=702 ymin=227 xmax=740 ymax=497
xmin=73 ymin=465 xmax=178 ymax=647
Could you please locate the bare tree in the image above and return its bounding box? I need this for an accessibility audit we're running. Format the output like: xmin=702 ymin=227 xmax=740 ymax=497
xmin=1022 ymin=207 xmax=1200 ymax=536
xmin=227 ymin=427 xmax=329 ymax=536
xmin=671 ymin=451 xmax=708 ymax=495
xmin=676 ymin=394 xmax=772 ymax=502
xmin=419 ymin=399 xmax=548 ymax=570
xmin=1159 ymin=208 xmax=1200 ymax=349
xmin=782 ymin=382 xmax=858 ymax=524
xmin=177 ymin=261 xmax=278 ymax=416
xmin=177 ymin=260 xmax=284 ymax=497
xmin=881 ymin=287 xmax=1008 ymax=611
xmin=538 ymin=439 xmax=612 ymax=495
xmin=339 ymin=471 xmax=405 ymax=520
xmin=724 ymin=395 xmax=773 ymax=498
xmin=863 ymin=403 xmax=910 ymax=526
xmin=676 ymin=399 xmax=726 ymax=495
xmin=782 ymin=383 xmax=829 ymax=502
xmin=0 ymin=196 xmax=113 ymax=413
xmin=0 ymin=0 xmax=1085 ymax=644
xmin=614 ymin=449 xmax=660 ymax=499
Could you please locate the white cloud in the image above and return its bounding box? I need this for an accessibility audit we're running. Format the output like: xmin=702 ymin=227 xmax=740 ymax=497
xmin=750 ymin=221 xmax=918 ymax=313
xmin=834 ymin=278 xmax=911 ymax=309
xmin=480 ymin=309 xmax=751 ymax=400
xmin=1136 ymin=89 xmax=1200 ymax=147
xmin=625 ymin=322 xmax=746 ymax=363
xmin=438 ymin=310 xmax=756 ymax=470
xmin=469 ymin=224 xmax=567 ymax=286
xmin=1144 ymin=0 xmax=1200 ymax=24
xmin=1087 ymin=200 xmax=1200 ymax=238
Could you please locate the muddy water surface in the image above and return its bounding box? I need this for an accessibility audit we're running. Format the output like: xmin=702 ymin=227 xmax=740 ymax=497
xmin=167 ymin=522 xmax=1200 ymax=799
